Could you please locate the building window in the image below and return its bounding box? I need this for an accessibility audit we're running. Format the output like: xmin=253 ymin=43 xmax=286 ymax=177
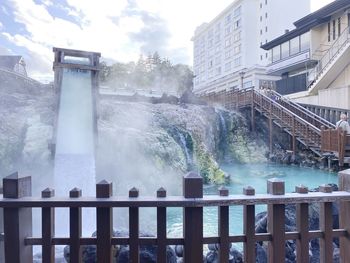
xmin=234 ymin=44 xmax=241 ymax=54
xmin=265 ymin=0 xmax=267 ymax=4
xmin=265 ymin=26 xmax=268 ymax=32
xmin=234 ymin=31 xmax=241 ymax=42
xmin=281 ymin=42 xmax=289 ymax=59
xmin=234 ymin=57 xmax=241 ymax=66
xmin=225 ymin=14 xmax=232 ymax=24
xmin=272 ymin=46 xmax=281 ymax=62
xmin=333 ymin=19 xmax=336 ymax=40
xmin=208 ymin=39 xmax=213 ymax=48
xmin=290 ymin=36 xmax=300 ymax=55
xmin=260 ymin=16 xmax=262 ymax=22
xmin=260 ymin=29 xmax=263 ymax=35
xmin=225 ymin=26 xmax=232 ymax=36
xmin=260 ymin=55 xmax=263 ymax=61
xmin=215 ymin=45 xmax=221 ymax=53
xmin=208 ymin=60 xmax=213 ymax=68
xmin=265 ymin=52 xmax=268 ymax=58
xmin=265 ymin=12 xmax=267 ymax=18
xmin=234 ymin=19 xmax=241 ymax=29
xmin=215 ymin=34 xmax=220 ymax=43
xmin=225 ymin=38 xmax=232 ymax=47
xmin=215 ymin=67 xmax=222 ymax=76
xmin=225 ymin=62 xmax=231 ymax=71
xmin=225 ymin=50 xmax=232 ymax=59
xmin=215 ymin=55 xmax=221 ymax=65
xmin=300 ymin=32 xmax=310 ymax=51
xmin=338 ymin=17 xmax=341 ymax=37
xmin=328 ymin=22 xmax=331 ymax=42
xmin=260 ymin=3 xmax=262 ymax=8
xmin=234 ymin=6 xmax=241 ymax=17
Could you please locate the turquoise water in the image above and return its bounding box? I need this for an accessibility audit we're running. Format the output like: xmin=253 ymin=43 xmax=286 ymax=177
xmin=167 ymin=163 xmax=337 ymax=237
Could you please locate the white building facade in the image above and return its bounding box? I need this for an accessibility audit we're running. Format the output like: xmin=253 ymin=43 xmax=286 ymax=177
xmin=192 ymin=0 xmax=311 ymax=94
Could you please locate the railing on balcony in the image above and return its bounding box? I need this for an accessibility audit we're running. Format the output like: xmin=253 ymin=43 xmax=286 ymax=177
xmin=2 ymin=171 xmax=350 ymax=262
xmin=308 ymin=26 xmax=350 ymax=87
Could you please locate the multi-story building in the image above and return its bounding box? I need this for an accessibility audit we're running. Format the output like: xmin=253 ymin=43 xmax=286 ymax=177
xmin=192 ymin=0 xmax=310 ymax=94
xmin=261 ymin=0 xmax=350 ymax=109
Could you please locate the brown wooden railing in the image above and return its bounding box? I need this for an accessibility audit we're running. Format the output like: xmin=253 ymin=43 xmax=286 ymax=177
xmin=201 ymin=88 xmax=322 ymax=153
xmin=201 ymin=88 xmax=350 ymax=165
xmin=2 ymin=171 xmax=350 ymax=262
xmin=321 ymin=127 xmax=350 ymax=167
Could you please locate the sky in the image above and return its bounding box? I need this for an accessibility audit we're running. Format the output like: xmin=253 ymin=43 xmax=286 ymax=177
xmin=0 ymin=0 xmax=334 ymax=80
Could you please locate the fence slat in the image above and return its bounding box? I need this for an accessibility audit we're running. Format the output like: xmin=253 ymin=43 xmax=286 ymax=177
xmin=69 ymin=188 xmax=82 ymax=263
xmin=296 ymin=186 xmax=309 ymax=263
xmin=243 ymin=186 xmax=256 ymax=263
xmin=319 ymin=184 xmax=334 ymax=263
xmin=3 ymin=173 xmax=33 ymax=263
xmin=267 ymin=179 xmax=285 ymax=263
xmin=183 ymin=172 xmax=203 ymax=263
xmin=129 ymin=187 xmax=140 ymax=263
xmin=157 ymin=188 xmax=167 ymax=262
xmin=338 ymin=170 xmax=350 ymax=262
xmin=41 ymin=188 xmax=55 ymax=263
xmin=218 ymin=187 xmax=229 ymax=263
xmin=96 ymin=180 xmax=113 ymax=263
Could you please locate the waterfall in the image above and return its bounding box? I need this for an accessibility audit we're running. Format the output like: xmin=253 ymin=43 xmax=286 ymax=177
xmin=178 ymin=132 xmax=192 ymax=168
xmin=54 ymin=68 xmax=96 ymax=237
xmin=219 ymin=111 xmax=227 ymax=138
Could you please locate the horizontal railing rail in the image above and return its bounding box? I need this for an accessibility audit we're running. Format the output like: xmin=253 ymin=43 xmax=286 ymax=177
xmin=1 ymin=170 xmax=350 ymax=263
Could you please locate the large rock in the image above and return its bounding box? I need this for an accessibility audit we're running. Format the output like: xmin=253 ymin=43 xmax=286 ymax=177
xmin=63 ymin=230 xmax=177 ymax=263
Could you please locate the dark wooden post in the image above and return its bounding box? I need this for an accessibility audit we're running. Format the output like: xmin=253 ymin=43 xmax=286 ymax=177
xmin=96 ymin=180 xmax=113 ymax=263
xmin=183 ymin=172 xmax=203 ymax=263
xmin=292 ymin=116 xmax=296 ymax=156
xmin=41 ymin=188 xmax=55 ymax=263
xmin=319 ymin=184 xmax=333 ymax=263
xmin=3 ymin=172 xmax=33 ymax=263
xmin=251 ymin=91 xmax=255 ymax=132
xmin=156 ymin=187 xmax=167 ymax=262
xmin=129 ymin=187 xmax=139 ymax=263
xmin=267 ymin=178 xmax=285 ymax=263
xmin=295 ymin=185 xmax=309 ymax=263
xmin=218 ymin=186 xmax=229 ymax=262
xmin=339 ymin=169 xmax=350 ymax=262
xmin=69 ymin=188 xmax=82 ymax=263
xmin=338 ymin=169 xmax=350 ymax=263
xmin=243 ymin=186 xmax=256 ymax=263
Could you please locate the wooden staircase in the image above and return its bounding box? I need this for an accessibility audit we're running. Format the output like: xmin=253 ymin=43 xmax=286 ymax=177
xmin=201 ymin=88 xmax=350 ymax=166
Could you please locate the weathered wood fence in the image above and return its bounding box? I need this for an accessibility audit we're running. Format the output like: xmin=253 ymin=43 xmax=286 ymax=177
xmin=1 ymin=170 xmax=350 ymax=262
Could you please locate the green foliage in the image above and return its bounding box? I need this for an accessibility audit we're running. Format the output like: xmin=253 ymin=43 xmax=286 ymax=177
xmin=100 ymin=52 xmax=193 ymax=96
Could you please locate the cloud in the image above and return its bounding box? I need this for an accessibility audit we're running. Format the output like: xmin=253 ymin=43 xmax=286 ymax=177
xmin=0 ymin=45 xmax=13 ymax=55
xmin=2 ymin=0 xmax=235 ymax=77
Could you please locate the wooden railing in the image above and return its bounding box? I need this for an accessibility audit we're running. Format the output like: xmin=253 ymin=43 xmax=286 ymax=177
xmin=321 ymin=127 xmax=350 ymax=166
xmin=301 ymin=103 xmax=350 ymax=125
xmin=2 ymin=171 xmax=350 ymax=262
xmin=201 ymin=88 xmax=322 ymax=151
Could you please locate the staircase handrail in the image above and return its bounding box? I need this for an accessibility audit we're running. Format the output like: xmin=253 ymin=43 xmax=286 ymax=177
xmin=308 ymin=26 xmax=350 ymax=87
xmin=268 ymin=89 xmax=335 ymax=129
xmin=253 ymin=89 xmax=321 ymax=135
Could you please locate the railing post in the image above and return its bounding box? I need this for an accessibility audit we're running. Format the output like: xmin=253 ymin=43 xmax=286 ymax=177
xmin=41 ymin=188 xmax=55 ymax=263
xmin=69 ymin=187 xmax=82 ymax=263
xmin=156 ymin=187 xmax=167 ymax=262
xmin=295 ymin=185 xmax=309 ymax=263
xmin=96 ymin=180 xmax=113 ymax=263
xmin=319 ymin=184 xmax=333 ymax=263
xmin=243 ymin=186 xmax=256 ymax=263
xmin=338 ymin=169 xmax=350 ymax=263
xmin=218 ymin=186 xmax=229 ymax=263
xmin=183 ymin=172 xmax=203 ymax=263
xmin=3 ymin=172 xmax=33 ymax=263
xmin=129 ymin=187 xmax=140 ymax=263
xmin=251 ymin=91 xmax=255 ymax=132
xmin=267 ymin=178 xmax=285 ymax=263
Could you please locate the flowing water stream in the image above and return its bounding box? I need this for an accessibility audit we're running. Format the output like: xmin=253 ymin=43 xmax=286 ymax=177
xmin=54 ymin=68 xmax=96 ymax=236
